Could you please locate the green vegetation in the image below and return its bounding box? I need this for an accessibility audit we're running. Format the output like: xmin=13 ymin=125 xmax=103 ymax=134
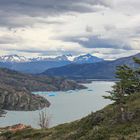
xmin=0 ymin=58 xmax=140 ymax=140
xmin=0 ymin=93 xmax=139 ymax=140
xmin=103 ymin=58 xmax=140 ymax=123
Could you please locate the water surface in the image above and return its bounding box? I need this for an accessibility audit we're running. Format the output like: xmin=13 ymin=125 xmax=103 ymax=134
xmin=0 ymin=81 xmax=114 ymax=128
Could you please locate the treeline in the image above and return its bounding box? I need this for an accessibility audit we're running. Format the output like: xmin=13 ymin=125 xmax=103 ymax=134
xmin=104 ymin=57 xmax=140 ymax=122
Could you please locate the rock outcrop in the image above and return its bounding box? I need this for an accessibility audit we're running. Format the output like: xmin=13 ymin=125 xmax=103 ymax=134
xmin=0 ymin=68 xmax=85 ymax=116
xmin=0 ymin=87 xmax=50 ymax=111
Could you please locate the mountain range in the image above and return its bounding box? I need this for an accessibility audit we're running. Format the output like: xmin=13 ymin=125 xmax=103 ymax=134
xmin=43 ymin=53 xmax=140 ymax=80
xmin=0 ymin=54 xmax=104 ymax=74
xmin=0 ymin=54 xmax=104 ymax=63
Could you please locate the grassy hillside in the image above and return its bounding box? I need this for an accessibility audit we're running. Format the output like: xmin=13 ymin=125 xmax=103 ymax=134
xmin=0 ymin=93 xmax=140 ymax=140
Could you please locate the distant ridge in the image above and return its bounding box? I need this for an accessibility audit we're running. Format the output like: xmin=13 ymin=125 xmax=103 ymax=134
xmin=0 ymin=54 xmax=28 ymax=63
xmin=42 ymin=53 xmax=140 ymax=80
xmin=73 ymin=53 xmax=104 ymax=64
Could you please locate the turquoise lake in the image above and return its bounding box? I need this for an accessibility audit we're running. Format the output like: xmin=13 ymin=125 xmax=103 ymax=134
xmin=0 ymin=81 xmax=114 ymax=128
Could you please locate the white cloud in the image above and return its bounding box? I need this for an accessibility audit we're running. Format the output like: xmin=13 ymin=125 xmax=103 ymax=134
xmin=0 ymin=0 xmax=140 ymax=59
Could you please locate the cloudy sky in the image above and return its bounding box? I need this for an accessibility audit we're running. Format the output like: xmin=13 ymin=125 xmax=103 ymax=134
xmin=0 ymin=0 xmax=140 ymax=59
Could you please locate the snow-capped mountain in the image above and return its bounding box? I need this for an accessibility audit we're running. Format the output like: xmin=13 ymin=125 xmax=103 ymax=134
xmin=54 ymin=54 xmax=75 ymax=61
xmin=29 ymin=56 xmax=50 ymax=62
xmin=0 ymin=54 xmax=104 ymax=63
xmin=53 ymin=55 xmax=69 ymax=61
xmin=0 ymin=54 xmax=104 ymax=73
xmin=0 ymin=55 xmax=29 ymax=63
xmin=28 ymin=54 xmax=75 ymax=62
xmin=73 ymin=54 xmax=104 ymax=64
xmin=65 ymin=54 xmax=75 ymax=61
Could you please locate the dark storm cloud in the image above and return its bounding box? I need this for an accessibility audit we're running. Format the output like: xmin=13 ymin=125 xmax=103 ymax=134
xmin=0 ymin=0 xmax=110 ymax=28
xmin=62 ymin=35 xmax=132 ymax=50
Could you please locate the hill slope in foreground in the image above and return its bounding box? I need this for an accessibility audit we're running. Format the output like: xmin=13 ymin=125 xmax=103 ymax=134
xmin=0 ymin=68 xmax=85 ymax=114
xmin=0 ymin=93 xmax=140 ymax=140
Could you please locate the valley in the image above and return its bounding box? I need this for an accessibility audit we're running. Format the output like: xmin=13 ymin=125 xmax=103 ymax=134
xmin=0 ymin=1 xmax=140 ymax=139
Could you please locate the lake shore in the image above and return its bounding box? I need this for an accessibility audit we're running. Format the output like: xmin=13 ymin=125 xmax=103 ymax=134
xmin=0 ymin=81 xmax=114 ymax=128
xmin=73 ymin=78 xmax=118 ymax=84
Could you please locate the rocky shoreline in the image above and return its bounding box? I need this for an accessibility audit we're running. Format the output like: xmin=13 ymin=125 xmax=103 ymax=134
xmin=0 ymin=87 xmax=50 ymax=117
xmin=0 ymin=109 xmax=6 ymax=117
xmin=0 ymin=88 xmax=50 ymax=111
xmin=0 ymin=68 xmax=85 ymax=117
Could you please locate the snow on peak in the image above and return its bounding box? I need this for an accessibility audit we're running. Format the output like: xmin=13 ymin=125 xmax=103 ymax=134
xmin=0 ymin=54 xmax=104 ymax=63
xmin=0 ymin=55 xmax=29 ymax=63
xmin=74 ymin=54 xmax=104 ymax=64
